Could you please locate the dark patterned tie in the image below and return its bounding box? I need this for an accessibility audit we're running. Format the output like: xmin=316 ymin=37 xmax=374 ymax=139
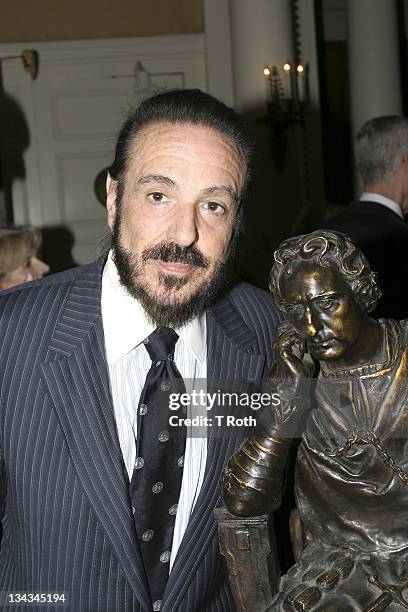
xmin=129 ymin=327 xmax=186 ymax=612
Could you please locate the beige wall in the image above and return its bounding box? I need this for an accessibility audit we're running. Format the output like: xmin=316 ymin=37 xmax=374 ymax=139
xmin=0 ymin=0 xmax=203 ymax=43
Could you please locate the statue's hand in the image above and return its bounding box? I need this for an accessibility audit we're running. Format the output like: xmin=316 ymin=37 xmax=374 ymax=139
xmin=262 ymin=323 xmax=314 ymax=437
xmin=272 ymin=321 xmax=311 ymax=380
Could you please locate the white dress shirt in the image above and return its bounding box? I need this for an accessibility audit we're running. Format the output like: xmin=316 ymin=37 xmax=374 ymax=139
xmin=101 ymin=252 xmax=208 ymax=569
xmin=360 ymin=192 xmax=403 ymax=219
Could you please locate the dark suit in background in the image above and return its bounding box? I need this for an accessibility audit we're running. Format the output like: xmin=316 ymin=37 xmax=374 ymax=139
xmin=318 ymin=200 xmax=408 ymax=320
xmin=0 ymin=260 xmax=284 ymax=612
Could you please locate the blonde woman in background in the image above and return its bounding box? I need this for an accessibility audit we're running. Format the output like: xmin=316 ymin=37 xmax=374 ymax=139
xmin=0 ymin=226 xmax=49 ymax=290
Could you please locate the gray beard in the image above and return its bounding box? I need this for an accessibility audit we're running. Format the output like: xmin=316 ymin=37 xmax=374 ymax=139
xmin=112 ymin=240 xmax=234 ymax=329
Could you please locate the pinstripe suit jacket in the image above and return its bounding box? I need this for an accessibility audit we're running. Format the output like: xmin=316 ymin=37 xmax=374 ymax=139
xmin=0 ymin=259 xmax=284 ymax=612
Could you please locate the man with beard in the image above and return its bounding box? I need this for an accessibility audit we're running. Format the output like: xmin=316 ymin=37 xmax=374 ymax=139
xmin=0 ymin=89 xmax=284 ymax=611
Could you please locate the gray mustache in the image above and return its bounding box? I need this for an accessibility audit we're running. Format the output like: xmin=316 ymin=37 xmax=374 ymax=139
xmin=142 ymin=242 xmax=209 ymax=269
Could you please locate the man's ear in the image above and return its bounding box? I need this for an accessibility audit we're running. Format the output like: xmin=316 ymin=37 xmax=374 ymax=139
xmin=106 ymin=173 xmax=117 ymax=230
xmin=398 ymin=151 xmax=408 ymax=177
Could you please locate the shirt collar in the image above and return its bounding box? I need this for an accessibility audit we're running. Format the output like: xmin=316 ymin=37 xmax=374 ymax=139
xmin=359 ymin=192 xmax=403 ymax=219
xmin=101 ymin=251 xmax=206 ymax=365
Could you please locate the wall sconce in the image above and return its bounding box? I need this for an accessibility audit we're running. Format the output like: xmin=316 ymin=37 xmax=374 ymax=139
xmin=0 ymin=49 xmax=39 ymax=79
xmin=260 ymin=61 xmax=309 ymax=171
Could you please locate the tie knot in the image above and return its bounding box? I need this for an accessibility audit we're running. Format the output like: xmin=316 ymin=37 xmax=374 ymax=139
xmin=144 ymin=327 xmax=179 ymax=362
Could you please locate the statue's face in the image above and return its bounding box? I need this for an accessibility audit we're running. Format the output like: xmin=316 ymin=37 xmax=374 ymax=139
xmin=280 ymin=261 xmax=365 ymax=361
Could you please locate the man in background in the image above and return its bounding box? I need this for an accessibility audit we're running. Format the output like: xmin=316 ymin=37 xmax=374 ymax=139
xmin=0 ymin=89 xmax=283 ymax=611
xmin=319 ymin=115 xmax=408 ymax=320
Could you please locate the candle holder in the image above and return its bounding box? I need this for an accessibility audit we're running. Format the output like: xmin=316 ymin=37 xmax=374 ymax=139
xmin=260 ymin=62 xmax=309 ymax=172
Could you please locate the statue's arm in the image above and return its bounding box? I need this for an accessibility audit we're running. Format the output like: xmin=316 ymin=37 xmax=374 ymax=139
xmin=220 ymin=322 xmax=313 ymax=517
xmin=220 ymin=423 xmax=292 ymax=516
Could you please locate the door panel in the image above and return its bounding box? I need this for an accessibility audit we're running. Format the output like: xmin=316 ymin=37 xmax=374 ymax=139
xmin=0 ymin=35 xmax=206 ymax=265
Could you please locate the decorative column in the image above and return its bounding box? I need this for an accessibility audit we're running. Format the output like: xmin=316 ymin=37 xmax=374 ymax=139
xmin=347 ymin=0 xmax=402 ymax=140
xmin=203 ymin=0 xmax=325 ymax=287
xmin=228 ymin=0 xmax=295 ymax=113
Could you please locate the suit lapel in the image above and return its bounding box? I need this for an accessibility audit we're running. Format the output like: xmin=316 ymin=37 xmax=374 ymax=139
xmin=162 ymin=290 xmax=266 ymax=611
xmin=41 ymin=262 xmax=151 ymax=611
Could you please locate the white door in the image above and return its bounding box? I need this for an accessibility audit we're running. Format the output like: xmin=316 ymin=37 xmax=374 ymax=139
xmin=0 ymin=35 xmax=206 ymax=264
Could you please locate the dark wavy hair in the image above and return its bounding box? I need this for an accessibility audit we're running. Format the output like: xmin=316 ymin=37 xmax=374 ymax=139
xmin=269 ymin=230 xmax=381 ymax=314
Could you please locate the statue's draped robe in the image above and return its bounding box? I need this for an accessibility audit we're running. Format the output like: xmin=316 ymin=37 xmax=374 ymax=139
xmin=276 ymin=319 xmax=408 ymax=610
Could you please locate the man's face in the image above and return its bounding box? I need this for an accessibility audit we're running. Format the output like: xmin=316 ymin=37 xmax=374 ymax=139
xmin=280 ymin=261 xmax=365 ymax=361
xmin=106 ymin=121 xmax=246 ymax=326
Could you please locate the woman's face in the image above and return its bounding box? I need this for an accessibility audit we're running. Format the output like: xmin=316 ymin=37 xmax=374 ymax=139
xmin=29 ymin=256 xmax=50 ymax=280
xmin=0 ymin=254 xmax=49 ymax=290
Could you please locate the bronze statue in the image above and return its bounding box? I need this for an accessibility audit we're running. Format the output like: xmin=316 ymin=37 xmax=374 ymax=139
xmin=220 ymin=230 xmax=408 ymax=611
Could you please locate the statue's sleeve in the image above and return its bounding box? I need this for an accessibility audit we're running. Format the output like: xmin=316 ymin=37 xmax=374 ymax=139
xmin=220 ymin=375 xmax=311 ymax=517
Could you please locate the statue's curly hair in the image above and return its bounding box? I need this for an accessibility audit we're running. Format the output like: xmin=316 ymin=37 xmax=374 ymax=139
xmin=269 ymin=230 xmax=381 ymax=314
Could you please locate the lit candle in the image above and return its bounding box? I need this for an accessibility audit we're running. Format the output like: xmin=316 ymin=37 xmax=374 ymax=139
xmin=286 ymin=60 xmax=297 ymax=106
xmin=283 ymin=62 xmax=291 ymax=100
xmin=264 ymin=65 xmax=272 ymax=103
xmin=297 ymin=64 xmax=304 ymax=102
